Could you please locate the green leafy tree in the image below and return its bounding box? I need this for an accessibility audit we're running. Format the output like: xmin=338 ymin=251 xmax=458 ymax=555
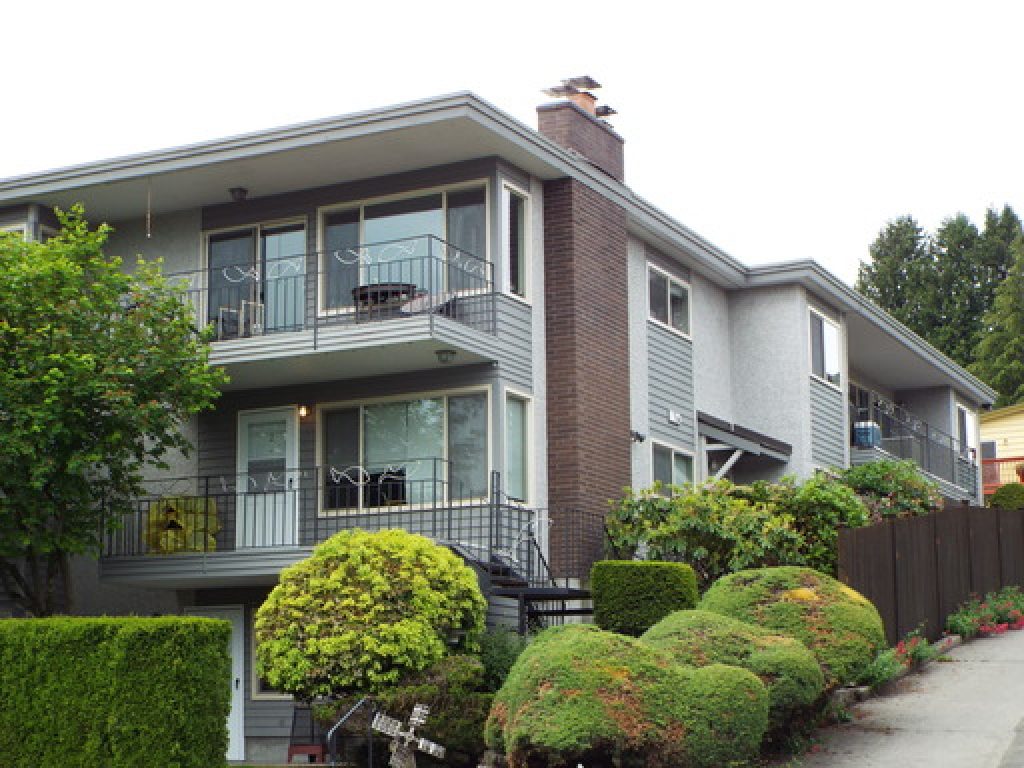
xmin=973 ymin=236 xmax=1024 ymax=405
xmin=0 ymin=207 xmax=225 ymax=616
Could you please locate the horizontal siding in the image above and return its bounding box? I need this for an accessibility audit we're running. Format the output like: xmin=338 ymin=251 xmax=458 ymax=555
xmin=810 ymin=377 xmax=845 ymax=468
xmin=981 ymin=413 xmax=1024 ymax=458
xmin=646 ymin=323 xmax=695 ymax=450
xmin=493 ymin=294 xmax=533 ymax=390
xmin=487 ymin=596 xmax=520 ymax=629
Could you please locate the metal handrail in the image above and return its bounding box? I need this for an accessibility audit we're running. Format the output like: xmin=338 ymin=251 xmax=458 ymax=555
xmin=326 ymin=696 xmax=376 ymax=767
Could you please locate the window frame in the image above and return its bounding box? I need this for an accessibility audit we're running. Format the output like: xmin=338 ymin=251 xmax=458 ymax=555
xmin=315 ymin=385 xmax=493 ymax=516
xmin=316 ymin=179 xmax=491 ymax=316
xmin=201 ymin=217 xmax=310 ymax=337
xmin=646 ymin=263 xmax=691 ymax=338
xmin=808 ymin=307 xmax=842 ymax=390
xmin=650 ymin=442 xmax=695 ymax=495
xmin=503 ymin=182 xmax=531 ymax=303
xmin=0 ymin=224 xmax=28 ymax=241
xmin=504 ymin=388 xmax=531 ymax=504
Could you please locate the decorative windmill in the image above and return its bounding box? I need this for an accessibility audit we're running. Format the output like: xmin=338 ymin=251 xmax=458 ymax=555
xmin=371 ymin=704 xmax=446 ymax=768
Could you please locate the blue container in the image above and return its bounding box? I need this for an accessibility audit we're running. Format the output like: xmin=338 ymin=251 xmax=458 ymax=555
xmin=853 ymin=421 xmax=882 ymax=448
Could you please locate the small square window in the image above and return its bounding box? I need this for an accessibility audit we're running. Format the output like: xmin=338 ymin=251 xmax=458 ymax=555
xmin=652 ymin=444 xmax=693 ymax=495
xmin=648 ymin=266 xmax=690 ymax=336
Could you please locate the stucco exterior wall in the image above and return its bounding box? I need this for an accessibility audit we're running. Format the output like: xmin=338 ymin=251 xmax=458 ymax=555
xmin=691 ymin=272 xmax=733 ymax=424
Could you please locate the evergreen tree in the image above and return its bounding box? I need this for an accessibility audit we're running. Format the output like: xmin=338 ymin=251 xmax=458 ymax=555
xmin=856 ymin=216 xmax=937 ymax=339
xmin=972 ymin=236 xmax=1024 ymax=406
xmin=932 ymin=213 xmax=981 ymax=366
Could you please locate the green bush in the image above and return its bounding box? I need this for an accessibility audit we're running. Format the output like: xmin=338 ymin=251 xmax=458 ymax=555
xmin=642 ymin=609 xmax=824 ymax=735
xmin=318 ymin=655 xmax=491 ymax=768
xmin=989 ymin=482 xmax=1024 ymax=510
xmin=607 ymin=481 xmax=805 ymax=588
xmin=0 ymin=616 xmax=230 ymax=768
xmin=478 ymin=628 xmax=531 ymax=692
xmin=485 ymin=624 xmax=769 ymax=768
xmin=736 ymin=475 xmax=869 ymax=575
xmin=255 ymin=529 xmax=487 ymax=698
xmin=840 ymin=459 xmax=942 ymax=520
xmin=698 ymin=566 xmax=886 ymax=690
xmin=591 ymin=560 xmax=698 ymax=636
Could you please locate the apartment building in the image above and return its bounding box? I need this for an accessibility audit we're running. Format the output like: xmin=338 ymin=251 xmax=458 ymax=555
xmin=0 ymin=84 xmax=995 ymax=761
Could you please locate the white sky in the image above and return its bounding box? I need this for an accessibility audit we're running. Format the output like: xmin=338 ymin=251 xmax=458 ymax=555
xmin=2 ymin=0 xmax=1021 ymax=285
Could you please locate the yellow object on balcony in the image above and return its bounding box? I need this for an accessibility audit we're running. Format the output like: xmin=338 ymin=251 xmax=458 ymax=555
xmin=145 ymin=497 xmax=220 ymax=554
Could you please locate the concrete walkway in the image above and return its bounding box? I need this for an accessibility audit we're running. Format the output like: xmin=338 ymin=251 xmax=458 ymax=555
xmin=793 ymin=629 xmax=1024 ymax=768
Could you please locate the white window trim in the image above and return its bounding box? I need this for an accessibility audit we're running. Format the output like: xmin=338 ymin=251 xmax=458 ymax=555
xmin=808 ymin=307 xmax=842 ymax=392
xmin=650 ymin=441 xmax=695 ymax=492
xmin=315 ymin=385 xmax=493 ymax=516
xmin=504 ymin=387 xmax=532 ymax=504
xmin=502 ymin=182 xmax=531 ymax=304
xmin=646 ymin=263 xmax=692 ymax=340
xmin=316 ymin=179 xmax=492 ymax=316
xmin=0 ymin=224 xmax=28 ymax=241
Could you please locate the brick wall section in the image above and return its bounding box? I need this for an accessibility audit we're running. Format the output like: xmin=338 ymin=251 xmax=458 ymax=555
xmin=537 ymin=103 xmax=625 ymax=182
xmin=543 ymin=178 xmax=631 ymax=577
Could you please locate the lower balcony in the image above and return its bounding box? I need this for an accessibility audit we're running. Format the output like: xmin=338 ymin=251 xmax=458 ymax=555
xmin=982 ymin=457 xmax=1024 ymax=497
xmin=100 ymin=464 xmax=541 ymax=588
xmin=849 ymin=384 xmax=979 ymax=501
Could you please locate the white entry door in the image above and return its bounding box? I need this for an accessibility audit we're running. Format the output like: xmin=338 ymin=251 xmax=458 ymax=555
xmin=237 ymin=408 xmax=299 ymax=548
xmin=187 ymin=605 xmax=245 ymax=761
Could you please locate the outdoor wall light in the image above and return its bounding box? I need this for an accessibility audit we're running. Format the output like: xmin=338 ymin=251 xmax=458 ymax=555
xmin=228 ymin=186 xmax=248 ymax=202
xmin=298 ymin=405 xmax=309 ymax=418
xmin=630 ymin=430 xmax=647 ymax=443
xmin=435 ymin=349 xmax=456 ymax=365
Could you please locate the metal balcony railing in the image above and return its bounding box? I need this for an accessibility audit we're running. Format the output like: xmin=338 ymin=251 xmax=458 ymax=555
xmin=163 ymin=235 xmax=495 ymax=344
xmin=101 ymin=465 xmax=547 ymax=579
xmin=849 ymin=383 xmax=977 ymax=491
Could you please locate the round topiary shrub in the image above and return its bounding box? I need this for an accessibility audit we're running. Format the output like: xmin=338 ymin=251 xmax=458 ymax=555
xmin=591 ymin=560 xmax=699 ymax=636
xmin=485 ymin=624 xmax=769 ymax=768
xmin=698 ymin=566 xmax=886 ymax=690
xmin=641 ymin=609 xmax=825 ymax=735
xmin=989 ymin=482 xmax=1024 ymax=510
xmin=254 ymin=529 xmax=486 ymax=698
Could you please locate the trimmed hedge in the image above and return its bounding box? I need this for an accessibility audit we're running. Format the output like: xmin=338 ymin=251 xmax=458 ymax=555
xmin=485 ymin=624 xmax=769 ymax=768
xmin=990 ymin=482 xmax=1024 ymax=510
xmin=699 ymin=566 xmax=886 ymax=690
xmin=591 ymin=560 xmax=698 ymax=636
xmin=642 ymin=609 xmax=824 ymax=735
xmin=0 ymin=616 xmax=231 ymax=768
xmin=255 ymin=529 xmax=487 ymax=698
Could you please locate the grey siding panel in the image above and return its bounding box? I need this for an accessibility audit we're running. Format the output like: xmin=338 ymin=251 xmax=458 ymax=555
xmin=646 ymin=323 xmax=695 ymax=450
xmin=487 ymin=596 xmax=520 ymax=629
xmin=810 ymin=378 xmax=845 ymax=468
xmin=494 ymin=295 xmax=532 ymax=390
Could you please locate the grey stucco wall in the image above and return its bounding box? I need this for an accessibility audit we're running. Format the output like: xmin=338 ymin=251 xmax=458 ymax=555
xmin=526 ymin=175 xmax=549 ymax=511
xmin=729 ymin=285 xmax=812 ymax=479
xmin=106 ymin=208 xmax=202 ymax=276
xmin=896 ymin=386 xmax=955 ymax=436
xmin=691 ymin=272 xmax=733 ymax=424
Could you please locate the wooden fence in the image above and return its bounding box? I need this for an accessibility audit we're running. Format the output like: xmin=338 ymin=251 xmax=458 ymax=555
xmin=838 ymin=505 xmax=1024 ymax=645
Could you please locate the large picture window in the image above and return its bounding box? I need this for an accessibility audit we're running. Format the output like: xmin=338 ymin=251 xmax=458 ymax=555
xmin=321 ymin=391 xmax=488 ymax=511
xmin=648 ymin=266 xmax=690 ymax=335
xmin=810 ymin=310 xmax=841 ymax=386
xmin=321 ymin=185 xmax=487 ymax=312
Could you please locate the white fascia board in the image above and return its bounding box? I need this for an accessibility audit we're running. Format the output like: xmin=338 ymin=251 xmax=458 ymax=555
xmin=746 ymin=260 xmax=998 ymax=405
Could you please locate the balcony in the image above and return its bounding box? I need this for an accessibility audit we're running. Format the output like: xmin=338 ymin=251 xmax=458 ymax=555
xmin=100 ymin=463 xmax=544 ymax=588
xmin=849 ymin=384 xmax=978 ymax=500
xmin=982 ymin=457 xmax=1024 ymax=496
xmin=166 ymin=236 xmax=498 ymax=387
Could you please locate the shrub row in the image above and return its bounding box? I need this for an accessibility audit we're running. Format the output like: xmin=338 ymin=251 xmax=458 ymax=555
xmin=591 ymin=560 xmax=697 ymax=636
xmin=0 ymin=616 xmax=231 ymax=768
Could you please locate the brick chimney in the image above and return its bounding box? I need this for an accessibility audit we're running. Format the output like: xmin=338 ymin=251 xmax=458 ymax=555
xmin=538 ymin=76 xmax=624 ymax=182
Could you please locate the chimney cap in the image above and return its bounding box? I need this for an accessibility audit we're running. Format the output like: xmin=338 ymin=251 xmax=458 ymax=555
xmin=564 ymin=75 xmax=601 ymax=90
xmin=596 ymin=105 xmax=617 ymax=117
xmin=543 ymin=75 xmax=602 ymax=99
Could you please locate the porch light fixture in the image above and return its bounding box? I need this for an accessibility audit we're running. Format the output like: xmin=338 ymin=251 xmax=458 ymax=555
xmin=435 ymin=349 xmax=456 ymax=365
xmin=630 ymin=430 xmax=646 ymax=443
xmin=228 ymin=186 xmax=248 ymax=202
xmin=298 ymin=405 xmax=309 ymax=418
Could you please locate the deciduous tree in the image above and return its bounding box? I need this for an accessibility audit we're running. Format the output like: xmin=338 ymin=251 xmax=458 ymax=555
xmin=0 ymin=207 xmax=225 ymax=615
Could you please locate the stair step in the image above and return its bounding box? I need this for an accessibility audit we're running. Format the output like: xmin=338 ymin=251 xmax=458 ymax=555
xmin=527 ymin=607 xmax=595 ymax=618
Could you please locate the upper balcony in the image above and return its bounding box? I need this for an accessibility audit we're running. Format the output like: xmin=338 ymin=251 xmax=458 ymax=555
xmin=168 ymin=235 xmax=500 ymax=389
xmin=849 ymin=383 xmax=978 ymax=501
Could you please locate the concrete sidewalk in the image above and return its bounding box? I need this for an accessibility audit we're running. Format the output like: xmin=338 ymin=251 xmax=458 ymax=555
xmin=793 ymin=629 xmax=1024 ymax=768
